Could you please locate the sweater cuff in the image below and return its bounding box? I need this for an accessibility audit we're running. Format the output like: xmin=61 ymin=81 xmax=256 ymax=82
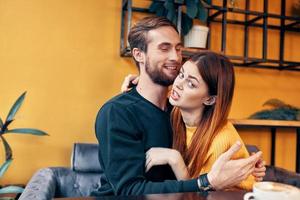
xmin=181 ymin=178 xmax=199 ymax=192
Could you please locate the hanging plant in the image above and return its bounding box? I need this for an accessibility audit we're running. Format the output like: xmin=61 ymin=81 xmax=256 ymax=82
xmin=149 ymin=0 xmax=211 ymax=35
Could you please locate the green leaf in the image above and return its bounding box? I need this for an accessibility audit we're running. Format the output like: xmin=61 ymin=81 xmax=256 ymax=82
xmin=167 ymin=10 xmax=176 ymax=23
xmin=157 ymin=6 xmax=166 ymax=17
xmin=0 ymin=120 xmax=13 ymax=135
xmin=0 ymin=135 xmax=12 ymax=160
xmin=263 ymin=99 xmax=287 ymax=108
xmin=181 ymin=13 xmax=193 ymax=35
xmin=249 ymin=108 xmax=299 ymax=120
xmin=149 ymin=2 xmax=161 ymax=13
xmin=197 ymin=1 xmax=208 ymax=22
xmin=149 ymin=2 xmax=166 ymax=17
xmin=297 ymin=111 xmax=300 ymax=121
xmin=5 ymin=92 xmax=26 ymax=123
xmin=186 ymin=0 xmax=198 ymax=19
xmin=171 ymin=14 xmax=178 ymax=25
xmin=202 ymin=0 xmax=212 ymax=6
xmin=5 ymin=128 xmax=48 ymax=136
xmin=164 ymin=0 xmax=174 ymax=10
xmin=164 ymin=1 xmax=176 ymax=22
xmin=0 ymin=159 xmax=12 ymax=178
xmin=0 ymin=186 xmax=24 ymax=194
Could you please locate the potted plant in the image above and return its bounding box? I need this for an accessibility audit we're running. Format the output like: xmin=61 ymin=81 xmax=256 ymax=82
xmin=249 ymin=99 xmax=300 ymax=120
xmin=149 ymin=0 xmax=211 ymax=48
xmin=0 ymin=92 xmax=48 ymax=196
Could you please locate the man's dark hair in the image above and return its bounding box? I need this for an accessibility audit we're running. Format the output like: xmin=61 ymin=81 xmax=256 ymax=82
xmin=128 ymin=16 xmax=178 ymax=68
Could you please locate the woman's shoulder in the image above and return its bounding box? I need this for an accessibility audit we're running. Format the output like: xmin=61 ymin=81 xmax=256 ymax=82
xmin=202 ymin=121 xmax=250 ymax=172
xmin=214 ymin=121 xmax=241 ymax=142
xmin=209 ymin=122 xmax=246 ymax=155
xmin=208 ymin=122 xmax=234 ymax=154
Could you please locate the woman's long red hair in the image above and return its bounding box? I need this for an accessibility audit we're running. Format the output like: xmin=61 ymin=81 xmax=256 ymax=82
xmin=171 ymin=51 xmax=235 ymax=178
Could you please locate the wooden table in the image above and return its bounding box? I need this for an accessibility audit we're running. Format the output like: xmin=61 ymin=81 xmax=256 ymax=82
xmin=230 ymin=119 xmax=300 ymax=173
xmin=53 ymin=191 xmax=247 ymax=200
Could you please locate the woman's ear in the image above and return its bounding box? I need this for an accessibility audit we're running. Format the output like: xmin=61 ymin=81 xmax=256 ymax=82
xmin=132 ymin=48 xmax=145 ymax=64
xmin=203 ymin=95 xmax=216 ymax=106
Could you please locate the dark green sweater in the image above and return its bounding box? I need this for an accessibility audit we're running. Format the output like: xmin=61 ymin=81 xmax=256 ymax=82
xmin=93 ymin=87 xmax=199 ymax=196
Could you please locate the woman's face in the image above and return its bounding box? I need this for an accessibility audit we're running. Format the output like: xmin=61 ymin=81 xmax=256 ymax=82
xmin=169 ymin=61 xmax=210 ymax=112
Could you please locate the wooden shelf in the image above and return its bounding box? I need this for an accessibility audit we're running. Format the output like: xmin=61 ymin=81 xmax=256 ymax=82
xmin=230 ymin=119 xmax=300 ymax=128
xmin=120 ymin=0 xmax=300 ymax=71
xmin=230 ymin=119 xmax=300 ymax=172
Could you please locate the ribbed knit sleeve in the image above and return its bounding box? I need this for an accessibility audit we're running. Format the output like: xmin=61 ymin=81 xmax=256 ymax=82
xmin=198 ymin=122 xmax=255 ymax=190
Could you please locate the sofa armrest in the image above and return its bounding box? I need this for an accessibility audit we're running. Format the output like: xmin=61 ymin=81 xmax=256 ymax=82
xmin=20 ymin=167 xmax=103 ymax=199
xmin=19 ymin=168 xmax=57 ymax=200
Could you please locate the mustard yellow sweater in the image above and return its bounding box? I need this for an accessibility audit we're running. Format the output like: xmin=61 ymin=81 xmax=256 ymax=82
xmin=186 ymin=122 xmax=255 ymax=190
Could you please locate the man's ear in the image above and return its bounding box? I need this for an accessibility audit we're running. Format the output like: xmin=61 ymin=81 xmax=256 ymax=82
xmin=203 ymin=95 xmax=216 ymax=106
xmin=132 ymin=48 xmax=145 ymax=64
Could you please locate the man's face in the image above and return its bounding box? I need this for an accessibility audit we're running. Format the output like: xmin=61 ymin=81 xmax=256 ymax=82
xmin=144 ymin=26 xmax=182 ymax=86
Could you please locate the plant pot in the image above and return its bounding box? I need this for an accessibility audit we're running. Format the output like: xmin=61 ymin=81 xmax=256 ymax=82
xmin=0 ymin=184 xmax=24 ymax=200
xmin=184 ymin=25 xmax=209 ymax=48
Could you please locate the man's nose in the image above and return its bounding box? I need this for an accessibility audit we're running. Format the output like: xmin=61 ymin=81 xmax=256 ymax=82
xmin=169 ymin=48 xmax=181 ymax=62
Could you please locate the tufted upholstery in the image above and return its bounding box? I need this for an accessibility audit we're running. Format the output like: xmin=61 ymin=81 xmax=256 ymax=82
xmin=19 ymin=143 xmax=102 ymax=200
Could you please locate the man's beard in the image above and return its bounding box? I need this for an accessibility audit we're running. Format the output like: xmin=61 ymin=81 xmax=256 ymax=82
xmin=145 ymin=58 xmax=179 ymax=87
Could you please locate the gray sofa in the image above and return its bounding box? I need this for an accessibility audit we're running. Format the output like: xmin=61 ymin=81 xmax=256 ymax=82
xmin=19 ymin=143 xmax=103 ymax=200
xmin=19 ymin=144 xmax=300 ymax=199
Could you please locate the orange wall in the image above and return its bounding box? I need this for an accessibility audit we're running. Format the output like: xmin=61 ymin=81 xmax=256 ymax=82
xmin=0 ymin=0 xmax=299 ymax=185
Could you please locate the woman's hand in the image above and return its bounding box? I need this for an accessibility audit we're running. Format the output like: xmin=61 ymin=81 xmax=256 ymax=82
xmin=145 ymin=148 xmax=190 ymax=180
xmin=252 ymin=156 xmax=266 ymax=182
xmin=121 ymin=74 xmax=139 ymax=92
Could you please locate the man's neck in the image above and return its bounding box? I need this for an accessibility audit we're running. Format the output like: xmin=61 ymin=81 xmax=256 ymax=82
xmin=136 ymin=74 xmax=169 ymax=111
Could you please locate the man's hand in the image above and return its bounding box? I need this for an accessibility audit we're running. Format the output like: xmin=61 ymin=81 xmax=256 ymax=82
xmin=121 ymin=74 xmax=139 ymax=92
xmin=207 ymin=141 xmax=262 ymax=190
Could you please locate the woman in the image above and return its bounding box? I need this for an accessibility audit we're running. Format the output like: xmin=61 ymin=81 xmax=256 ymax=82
xmin=123 ymin=51 xmax=265 ymax=190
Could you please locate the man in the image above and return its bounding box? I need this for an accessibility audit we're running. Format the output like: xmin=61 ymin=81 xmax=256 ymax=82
xmin=93 ymin=16 xmax=264 ymax=196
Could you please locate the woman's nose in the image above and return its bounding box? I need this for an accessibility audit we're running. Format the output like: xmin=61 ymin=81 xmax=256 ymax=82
xmin=175 ymin=80 xmax=184 ymax=90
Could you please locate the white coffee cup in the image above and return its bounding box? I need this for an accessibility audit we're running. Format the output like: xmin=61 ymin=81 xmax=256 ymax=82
xmin=244 ymin=181 xmax=300 ymax=200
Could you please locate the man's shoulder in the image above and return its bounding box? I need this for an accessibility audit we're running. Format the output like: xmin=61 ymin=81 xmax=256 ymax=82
xmin=104 ymin=90 xmax=141 ymax=109
xmin=98 ymin=89 xmax=143 ymax=116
